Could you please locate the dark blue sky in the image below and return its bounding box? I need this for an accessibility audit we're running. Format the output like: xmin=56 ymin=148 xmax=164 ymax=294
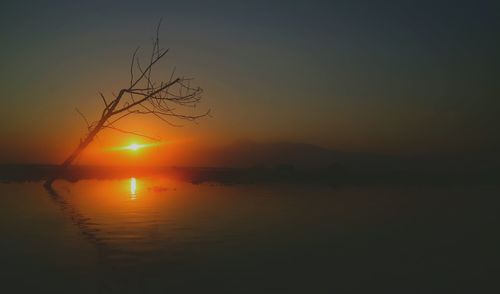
xmin=1 ymin=0 xmax=499 ymax=162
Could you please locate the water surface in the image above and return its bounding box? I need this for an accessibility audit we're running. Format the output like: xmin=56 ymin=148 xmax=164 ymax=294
xmin=0 ymin=177 xmax=498 ymax=293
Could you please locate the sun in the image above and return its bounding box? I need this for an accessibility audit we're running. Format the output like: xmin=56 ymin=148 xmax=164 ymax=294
xmin=127 ymin=143 xmax=141 ymax=151
xmin=109 ymin=141 xmax=162 ymax=153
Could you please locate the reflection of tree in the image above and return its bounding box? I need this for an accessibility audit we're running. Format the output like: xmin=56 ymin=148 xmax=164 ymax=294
xmin=43 ymin=183 xmax=110 ymax=254
xmin=44 ymin=183 xmax=152 ymax=292
xmin=44 ymin=181 xmax=148 ymax=266
xmin=45 ymin=20 xmax=209 ymax=188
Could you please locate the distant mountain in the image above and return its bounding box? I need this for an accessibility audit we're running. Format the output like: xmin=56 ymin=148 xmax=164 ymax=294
xmin=181 ymin=141 xmax=498 ymax=173
xmin=183 ymin=141 xmax=416 ymax=170
xmin=189 ymin=141 xmax=338 ymax=168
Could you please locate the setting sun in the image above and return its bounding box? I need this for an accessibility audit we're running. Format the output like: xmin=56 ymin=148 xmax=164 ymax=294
xmin=127 ymin=143 xmax=141 ymax=151
xmin=105 ymin=141 xmax=164 ymax=157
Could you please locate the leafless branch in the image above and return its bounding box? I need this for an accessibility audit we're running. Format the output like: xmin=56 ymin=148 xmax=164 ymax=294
xmin=75 ymin=108 xmax=90 ymax=130
xmin=99 ymin=92 xmax=108 ymax=108
xmin=51 ymin=19 xmax=209 ymax=173
xmin=103 ymin=125 xmax=160 ymax=141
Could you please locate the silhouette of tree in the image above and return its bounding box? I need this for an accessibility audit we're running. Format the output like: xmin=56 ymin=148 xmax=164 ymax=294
xmin=45 ymin=20 xmax=209 ymax=188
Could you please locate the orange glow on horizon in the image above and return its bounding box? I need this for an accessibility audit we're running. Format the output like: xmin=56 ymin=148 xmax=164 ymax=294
xmin=74 ymin=136 xmax=211 ymax=167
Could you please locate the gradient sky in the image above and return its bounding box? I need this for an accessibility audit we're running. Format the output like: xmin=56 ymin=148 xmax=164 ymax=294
xmin=1 ymin=0 xmax=499 ymax=164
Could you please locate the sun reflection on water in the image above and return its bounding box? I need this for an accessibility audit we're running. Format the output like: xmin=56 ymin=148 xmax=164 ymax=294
xmin=130 ymin=177 xmax=137 ymax=200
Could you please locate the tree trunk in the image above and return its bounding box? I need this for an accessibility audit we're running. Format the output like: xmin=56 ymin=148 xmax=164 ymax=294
xmin=44 ymin=116 xmax=108 ymax=189
xmin=43 ymin=135 xmax=94 ymax=189
xmin=43 ymin=94 xmax=121 ymax=190
xmin=61 ymin=131 xmax=97 ymax=168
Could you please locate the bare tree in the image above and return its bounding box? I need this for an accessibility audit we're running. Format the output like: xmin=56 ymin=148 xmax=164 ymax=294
xmin=44 ymin=21 xmax=209 ymax=188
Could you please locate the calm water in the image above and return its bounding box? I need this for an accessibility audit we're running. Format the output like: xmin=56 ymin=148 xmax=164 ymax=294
xmin=0 ymin=178 xmax=498 ymax=293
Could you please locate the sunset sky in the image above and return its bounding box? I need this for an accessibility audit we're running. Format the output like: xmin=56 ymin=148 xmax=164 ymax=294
xmin=1 ymin=0 xmax=499 ymax=165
